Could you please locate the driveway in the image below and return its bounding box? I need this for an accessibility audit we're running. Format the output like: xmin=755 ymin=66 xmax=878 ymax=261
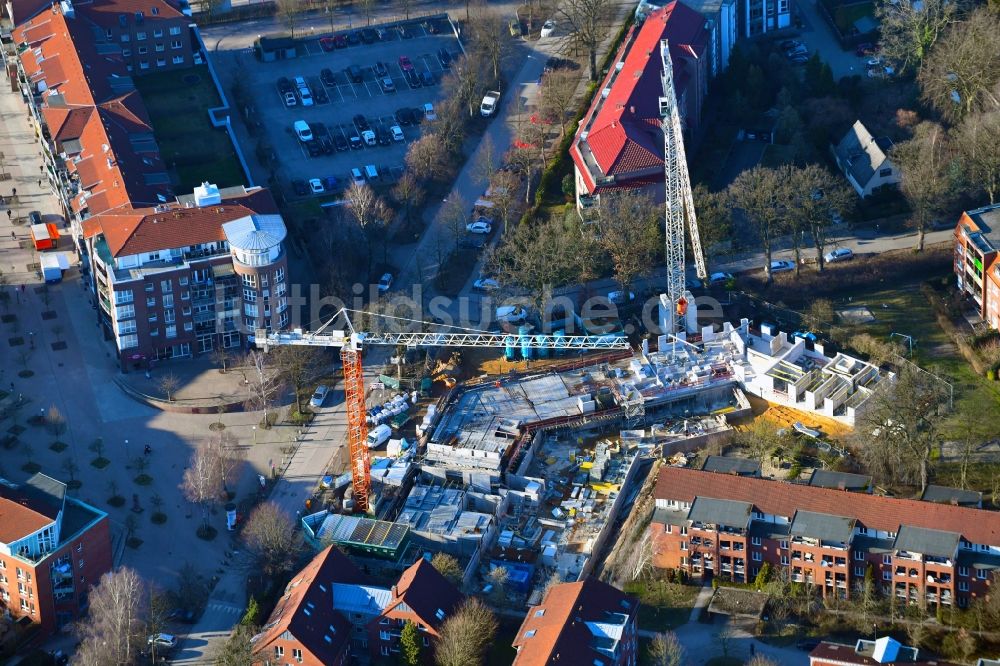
xmin=794 ymin=0 xmax=872 ymax=80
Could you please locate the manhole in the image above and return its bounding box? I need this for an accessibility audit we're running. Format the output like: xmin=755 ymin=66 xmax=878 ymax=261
xmin=41 ymin=310 xmax=57 ymax=320
xmin=183 ymin=74 xmax=201 ymax=85
xmin=51 ymin=341 xmax=67 ymax=351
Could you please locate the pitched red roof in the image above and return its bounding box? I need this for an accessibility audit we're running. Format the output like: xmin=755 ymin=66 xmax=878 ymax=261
xmin=252 ymin=546 xmax=364 ymax=665
xmin=655 ymin=467 xmax=1000 ymax=546
xmin=386 ymin=559 xmax=463 ymax=631
xmin=570 ymin=2 xmax=709 ymax=193
xmin=77 ymin=0 xmax=186 ymax=27
xmin=512 ymin=578 xmax=637 ymax=666
xmin=0 ymin=481 xmax=61 ymax=543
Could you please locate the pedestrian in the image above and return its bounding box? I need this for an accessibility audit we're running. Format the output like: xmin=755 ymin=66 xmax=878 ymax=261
xmin=6 ymin=209 xmax=11 ymax=220
xmin=20 ymin=284 xmax=25 ymax=292
xmin=750 ymin=643 xmax=755 ymax=656
xmin=12 ymin=188 xmax=17 ymax=198
xmin=9 ymin=231 xmax=14 ymax=240
xmin=37 ymin=178 xmax=41 ymax=188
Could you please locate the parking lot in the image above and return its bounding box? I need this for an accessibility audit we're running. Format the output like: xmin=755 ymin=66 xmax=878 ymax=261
xmin=251 ymin=17 xmax=464 ymax=198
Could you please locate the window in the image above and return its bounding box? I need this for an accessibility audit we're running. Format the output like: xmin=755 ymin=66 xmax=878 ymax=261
xmin=192 ymin=268 xmax=209 ymax=283
xmin=959 ymin=581 xmax=969 ymax=591
xmin=166 ymin=325 xmax=177 ymax=339
xmin=155 ymin=43 xmax=165 ymax=52
xmin=381 ymin=646 xmax=390 ymax=656
xmin=184 ymin=322 xmax=194 ymax=332
xmin=182 ymin=306 xmax=192 ymax=316
xmin=140 ymin=60 xmax=149 ymax=70
xmin=752 ymin=552 xmax=762 ymax=562
xmin=780 ymin=540 xmax=788 ymax=550
xmin=160 ymin=280 xmax=172 ymax=293
xmin=883 ymin=571 xmax=891 ymax=581
xmin=780 ymin=555 xmax=788 ymax=565
xmin=959 ymin=566 xmax=970 ymax=577
xmin=879 ymin=168 xmax=892 ymax=177
xmin=138 ymin=46 xmax=147 ymax=55
xmin=171 ymin=39 xmax=183 ymax=49
xmin=118 ymin=320 xmax=137 ymax=335
xmin=169 ymin=26 xmax=182 ymax=35
xmin=242 ymin=273 xmax=256 ymax=288
xmin=855 ymin=566 xmax=864 ymax=576
xmin=171 ymin=55 xmax=184 ymax=65
xmin=274 ymin=267 xmax=285 ymax=283
xmin=680 ymin=525 xmax=688 ymax=536
xmin=379 ymin=630 xmax=391 ymax=640
xmin=534 ymin=609 xmax=545 ymax=617
xmin=106 ymin=28 xmax=114 ymax=39
xmin=243 ymin=289 xmax=257 ymax=302
xmin=136 ymin=31 xmax=146 ymax=40
xmin=680 ymin=541 xmax=687 ymax=551
xmin=524 ymin=630 xmax=537 ymax=638
xmin=978 ymin=569 xmax=988 ymax=580
xmin=273 ymin=646 xmax=283 ymax=657
xmin=883 ymin=555 xmax=892 ymax=565
xmin=121 ymin=33 xmax=130 ymax=42
xmin=149 ymin=328 xmax=159 ymax=337
xmin=78 ymin=558 xmax=85 ymax=569
xmin=292 ymin=648 xmax=302 ymax=662
xmin=156 ymin=58 xmax=165 ymax=67
xmin=854 ymin=551 xmax=865 ymax=560
xmin=153 ymin=28 xmax=163 ymax=37
xmin=116 ymin=304 xmax=135 ymax=320
xmin=122 ymin=48 xmax=132 ymax=57
xmin=120 ymin=334 xmax=138 ymax=349
xmin=163 ymin=294 xmax=174 ymax=308
xmin=751 ymin=536 xmax=762 ymax=546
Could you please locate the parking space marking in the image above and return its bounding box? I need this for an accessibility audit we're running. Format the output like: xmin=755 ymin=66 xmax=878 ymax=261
xmin=304 ymin=42 xmax=322 ymax=56
xmin=365 ymin=80 xmax=384 ymax=96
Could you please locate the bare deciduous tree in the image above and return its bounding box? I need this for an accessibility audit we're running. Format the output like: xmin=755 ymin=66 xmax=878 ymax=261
xmin=782 ymin=163 xmax=853 ymax=272
xmin=648 ymin=631 xmax=686 ymax=666
xmin=874 ymin=0 xmax=969 ymax=74
xmin=726 ymin=166 xmax=786 ymax=282
xmin=434 ymin=597 xmax=498 ymax=666
xmin=469 ymin=8 xmax=510 ymax=84
xmin=692 ymin=184 xmax=732 ymax=258
xmin=538 ymin=68 xmax=580 ymax=137
xmin=74 ymin=567 xmax=147 ymax=666
xmin=488 ymin=169 xmax=520 ymax=231
xmin=917 ymin=7 xmax=1000 ymax=121
xmin=441 ymin=194 xmax=470 ymax=243
xmin=891 ymin=122 xmax=955 ymax=251
xmin=45 ymin=404 xmax=66 ymax=436
xmin=558 ymin=0 xmax=615 ymax=81
xmin=445 ymin=50 xmax=488 ymax=118
xmin=345 ymin=181 xmax=392 ymax=277
xmin=956 ymin=110 xmax=1000 ymax=204
xmin=406 ymin=135 xmax=450 ymax=182
xmin=157 ymin=373 xmax=180 ymax=402
xmin=393 ymin=172 xmax=426 ymax=229
xmin=273 ymin=346 xmax=324 ymax=414
xmin=243 ymin=350 xmax=283 ymax=416
xmin=243 ymin=502 xmax=302 ymax=577
xmin=181 ymin=439 xmax=228 ymax=530
xmin=275 ymin=0 xmax=303 ymax=38
xmin=592 ymin=190 xmax=661 ymax=292
xmin=430 ymin=552 xmax=463 ymax=586
xmin=855 ymin=365 xmax=949 ymax=493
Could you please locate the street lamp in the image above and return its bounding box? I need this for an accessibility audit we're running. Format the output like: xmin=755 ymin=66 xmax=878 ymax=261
xmin=124 ymin=439 xmax=129 ymax=459
xmin=252 ymin=426 xmax=257 ymax=445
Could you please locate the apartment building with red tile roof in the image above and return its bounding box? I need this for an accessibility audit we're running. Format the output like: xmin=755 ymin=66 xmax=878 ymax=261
xmin=650 ymin=467 xmax=1000 ymax=609
xmin=252 ymin=550 xmax=463 ymax=664
xmin=569 ymin=2 xmax=712 ymax=205
xmin=0 ymin=474 xmax=112 ymax=641
xmin=954 ymin=203 xmax=1000 ymax=330
xmin=512 ymin=577 xmax=638 ymax=666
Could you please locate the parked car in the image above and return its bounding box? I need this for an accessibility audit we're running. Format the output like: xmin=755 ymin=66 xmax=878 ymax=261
xmin=419 ymin=70 xmax=435 ymax=86
xmin=422 ymin=103 xmax=436 ymax=121
xmin=508 ymin=18 xmax=520 ymax=36
xmin=404 ymin=69 xmax=421 ymax=88
xmin=769 ymin=259 xmax=795 ymax=273
xmin=855 ymin=42 xmax=878 ymax=56
xmin=467 ymin=220 xmax=491 ymax=234
xmin=437 ymin=48 xmax=452 ymax=69
xmin=309 ymin=178 xmax=325 ymax=194
xmin=360 ymin=28 xmax=378 ymax=44
xmin=306 ymin=140 xmax=322 ymax=157
xmin=322 ymin=175 xmax=339 ymax=191
xmin=346 ymin=31 xmax=360 ymax=46
xmin=708 ymin=271 xmax=734 ymax=286
xmin=277 ymin=76 xmax=293 ymax=93
xmin=395 ymin=107 xmax=414 ymax=126
xmin=377 ymin=272 xmax=393 ymax=293
xmin=496 ymin=305 xmax=527 ymax=325
xmin=333 ymin=34 xmax=348 ymax=48
xmin=282 ymin=91 xmax=297 ymax=107
xmin=310 ymin=385 xmax=329 ymax=408
xmin=291 ymin=179 xmax=308 ymax=196
xmin=410 ymin=107 xmax=425 ymax=125
xmin=789 ymin=53 xmax=809 ymax=64
xmin=780 ymin=39 xmax=803 ymax=50
xmin=333 ymin=134 xmax=348 ymax=151
xmin=540 ymin=20 xmax=556 ymax=37
xmin=390 ymin=125 xmax=404 ymax=142
xmin=375 ymin=128 xmax=391 ymax=146
xmin=793 ymin=331 xmax=818 ymax=343
xmin=320 ymin=137 xmax=334 ymax=154
xmin=379 ymin=77 xmax=396 ymax=93
xmin=473 ymin=278 xmax=499 ymax=292
xmin=353 ymin=114 xmax=370 ymax=132
xmin=458 ymin=236 xmax=486 ymax=250
xmin=293 ymin=120 xmax=313 ymax=142
xmin=147 ymin=634 xmax=177 ymax=649
xmin=348 ymin=128 xmax=363 ymax=149
xmin=319 ymin=36 xmax=336 ymax=51
xmin=347 ymin=64 xmax=363 ymax=83
xmin=824 ymin=247 xmax=854 ymax=263
xmin=320 ymin=68 xmax=336 ymax=87
xmin=374 ymin=62 xmax=389 ymax=78
xmin=607 ymin=290 xmax=635 ymax=305
xmin=398 ymin=55 xmax=414 ymax=71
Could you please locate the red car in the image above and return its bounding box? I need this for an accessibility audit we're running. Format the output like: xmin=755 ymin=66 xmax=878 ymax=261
xmin=855 ymin=42 xmax=878 ymax=56
xmin=319 ymin=36 xmax=335 ymax=51
xmin=398 ymin=55 xmax=413 ymax=72
xmin=333 ymin=34 xmax=348 ymax=49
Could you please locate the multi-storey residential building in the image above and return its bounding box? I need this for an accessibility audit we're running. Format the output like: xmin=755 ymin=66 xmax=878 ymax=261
xmin=739 ymin=0 xmax=791 ymax=36
xmin=511 ymin=577 xmax=638 ymax=666
xmin=810 ymin=637 xmax=962 ymax=665
xmin=570 ymin=2 xmax=714 ymax=206
xmin=82 ymin=183 xmax=287 ymax=366
xmin=650 ymin=467 xmax=1000 ymax=609
xmin=252 ymin=547 xmax=463 ymax=664
xmin=0 ymin=474 xmax=112 ymax=638
xmin=954 ymin=203 xmax=1000 ymax=330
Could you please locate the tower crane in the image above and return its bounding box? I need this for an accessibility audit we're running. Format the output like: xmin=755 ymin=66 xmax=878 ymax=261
xmin=257 ymin=310 xmax=630 ymax=512
xmin=659 ymin=38 xmax=707 ymax=334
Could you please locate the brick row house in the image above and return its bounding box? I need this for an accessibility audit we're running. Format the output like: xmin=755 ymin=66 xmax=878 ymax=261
xmin=0 ymin=474 xmax=112 ymax=638
xmin=512 ymin=577 xmax=639 ymax=666
xmin=954 ymin=203 xmax=1000 ymax=330
xmin=252 ymin=547 xmax=463 ymax=665
xmin=650 ymin=467 xmax=1000 ymax=609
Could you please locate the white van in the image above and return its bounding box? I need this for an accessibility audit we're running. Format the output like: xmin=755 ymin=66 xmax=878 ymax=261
xmin=364 ymin=164 xmax=379 ymax=181
xmin=366 ymin=424 xmax=392 ymax=449
xmin=496 ymin=305 xmax=527 ymax=325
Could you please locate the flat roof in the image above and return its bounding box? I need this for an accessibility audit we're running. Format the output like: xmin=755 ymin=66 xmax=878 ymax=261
xmin=808 ymin=470 xmax=871 ymax=492
xmin=920 ymin=484 xmax=981 ymax=507
xmin=701 ymin=456 xmax=760 ymax=476
xmin=789 ymin=510 xmax=855 ymax=543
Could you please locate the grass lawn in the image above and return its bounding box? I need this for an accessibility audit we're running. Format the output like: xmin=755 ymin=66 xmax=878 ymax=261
xmin=842 ymin=281 xmax=1000 ymax=448
xmin=834 ymin=1 xmax=874 ymax=33
xmin=623 ymin=578 xmax=699 ymax=632
xmin=134 ymin=65 xmax=245 ymax=192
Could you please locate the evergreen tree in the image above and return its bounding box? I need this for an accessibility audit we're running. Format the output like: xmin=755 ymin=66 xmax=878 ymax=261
xmin=400 ymin=621 xmax=422 ymax=666
xmin=241 ymin=597 xmax=260 ymax=626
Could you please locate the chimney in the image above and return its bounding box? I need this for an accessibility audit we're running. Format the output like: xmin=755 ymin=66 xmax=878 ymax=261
xmin=391 ymin=584 xmax=397 ymax=598
xmin=838 ymin=481 xmax=846 ymax=491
